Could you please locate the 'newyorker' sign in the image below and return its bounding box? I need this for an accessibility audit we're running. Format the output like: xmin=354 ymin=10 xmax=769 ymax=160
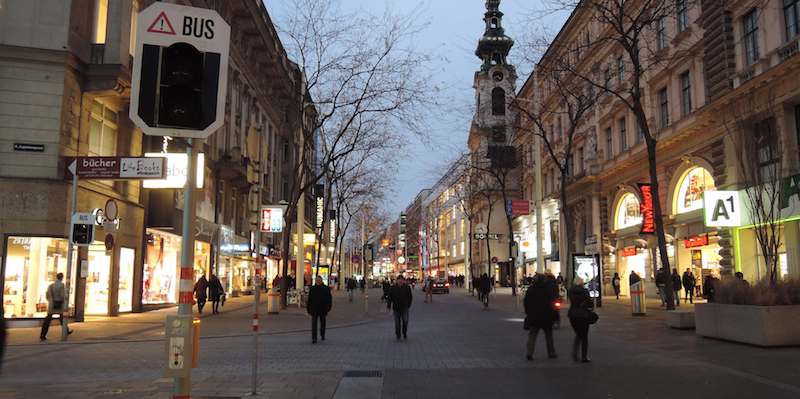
xmin=73 ymin=157 xmax=166 ymax=179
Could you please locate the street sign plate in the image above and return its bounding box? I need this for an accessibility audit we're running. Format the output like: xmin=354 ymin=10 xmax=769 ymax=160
xmin=74 ymin=157 xmax=166 ymax=179
xmin=130 ymin=2 xmax=230 ymax=138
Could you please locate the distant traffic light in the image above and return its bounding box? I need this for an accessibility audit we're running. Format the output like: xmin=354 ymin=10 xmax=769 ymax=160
xmin=71 ymin=223 xmax=95 ymax=246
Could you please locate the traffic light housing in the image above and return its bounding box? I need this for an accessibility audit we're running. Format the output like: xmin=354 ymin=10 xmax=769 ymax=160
xmin=136 ymin=42 xmax=221 ymax=130
xmin=72 ymin=223 xmax=95 ymax=246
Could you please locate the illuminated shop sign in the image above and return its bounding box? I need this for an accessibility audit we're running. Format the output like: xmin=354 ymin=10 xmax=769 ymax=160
xmin=638 ymin=183 xmax=655 ymax=234
xmin=260 ymin=206 xmax=284 ymax=233
xmin=142 ymin=153 xmax=205 ymax=188
xmin=683 ymin=234 xmax=709 ymax=248
xmin=620 ymin=246 xmax=637 ymax=257
xmin=703 ymin=190 xmax=742 ymax=227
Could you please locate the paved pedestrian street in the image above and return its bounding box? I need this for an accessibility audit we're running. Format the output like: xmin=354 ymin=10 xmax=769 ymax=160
xmin=1 ymin=288 xmax=798 ymax=399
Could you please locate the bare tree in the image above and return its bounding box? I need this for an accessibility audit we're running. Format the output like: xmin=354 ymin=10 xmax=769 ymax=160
xmin=511 ymin=66 xmax=598 ymax=289
xmin=274 ymin=0 xmax=433 ymax=306
xmin=723 ymin=90 xmax=784 ymax=285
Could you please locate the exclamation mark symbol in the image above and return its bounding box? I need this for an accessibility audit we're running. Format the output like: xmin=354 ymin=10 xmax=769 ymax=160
xmin=160 ymin=19 xmax=164 ymax=31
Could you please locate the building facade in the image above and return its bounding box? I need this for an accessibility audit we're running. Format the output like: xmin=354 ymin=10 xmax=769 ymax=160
xmin=1 ymin=0 xmax=311 ymax=323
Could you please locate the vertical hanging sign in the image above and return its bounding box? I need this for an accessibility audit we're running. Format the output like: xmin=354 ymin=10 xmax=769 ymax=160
xmin=315 ymin=184 xmax=325 ymax=229
xmin=638 ymin=183 xmax=655 ymax=234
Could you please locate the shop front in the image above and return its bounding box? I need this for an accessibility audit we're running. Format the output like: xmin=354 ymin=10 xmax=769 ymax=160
xmin=143 ymin=229 xmax=212 ymax=307
xmin=218 ymin=225 xmax=254 ymax=296
xmin=611 ymin=190 xmax=652 ymax=297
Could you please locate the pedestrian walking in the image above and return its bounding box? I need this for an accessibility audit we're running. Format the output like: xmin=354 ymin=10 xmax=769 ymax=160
xmin=39 ymin=273 xmax=72 ymax=341
xmin=359 ymin=278 xmax=366 ymax=293
xmin=524 ymin=275 xmax=558 ymax=361
xmin=568 ymin=277 xmax=596 ymax=363
xmin=307 ymin=276 xmax=332 ymax=344
xmin=389 ymin=275 xmax=413 ymax=340
xmin=611 ymin=272 xmax=621 ymax=300
xmin=208 ymin=274 xmax=225 ymax=314
xmin=479 ymin=273 xmax=491 ymax=308
xmin=682 ymin=269 xmax=696 ymax=304
xmin=655 ymin=269 xmax=667 ymax=307
xmin=423 ymin=276 xmax=433 ymax=303
xmin=671 ymin=269 xmax=682 ymax=307
xmin=194 ymin=275 xmax=208 ymax=314
xmin=347 ymin=277 xmax=357 ymax=302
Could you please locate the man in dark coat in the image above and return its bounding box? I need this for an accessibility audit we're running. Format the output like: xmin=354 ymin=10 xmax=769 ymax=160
xmin=671 ymin=269 xmax=682 ymax=307
xmin=307 ymin=276 xmax=332 ymax=344
xmin=208 ymin=274 xmax=225 ymax=314
xmin=682 ymin=269 xmax=696 ymax=303
xmin=524 ymin=275 xmax=558 ymax=360
xmin=389 ymin=275 xmax=413 ymax=340
xmin=194 ymin=275 xmax=208 ymax=314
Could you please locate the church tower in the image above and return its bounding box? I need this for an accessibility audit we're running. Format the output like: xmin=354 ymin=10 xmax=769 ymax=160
xmin=469 ymin=0 xmax=517 ymax=155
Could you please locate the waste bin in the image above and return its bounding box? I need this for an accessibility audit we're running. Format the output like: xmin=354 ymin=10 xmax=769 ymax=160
xmin=630 ymin=281 xmax=646 ymax=316
xmin=267 ymin=288 xmax=280 ymax=314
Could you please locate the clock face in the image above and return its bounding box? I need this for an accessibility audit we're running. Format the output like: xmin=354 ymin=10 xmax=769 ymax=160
xmin=492 ymin=72 xmax=504 ymax=82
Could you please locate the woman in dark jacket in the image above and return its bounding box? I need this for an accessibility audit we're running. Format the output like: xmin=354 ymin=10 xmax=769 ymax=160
xmin=523 ymin=275 xmax=558 ymax=360
xmin=208 ymin=274 xmax=225 ymax=314
xmin=568 ymin=277 xmax=594 ymax=363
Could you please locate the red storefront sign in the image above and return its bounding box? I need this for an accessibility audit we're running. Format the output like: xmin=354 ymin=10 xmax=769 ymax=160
xmin=511 ymin=200 xmax=530 ymax=217
xmin=684 ymin=234 xmax=709 ymax=248
xmin=620 ymin=246 xmax=637 ymax=257
xmin=638 ymin=183 xmax=655 ymax=234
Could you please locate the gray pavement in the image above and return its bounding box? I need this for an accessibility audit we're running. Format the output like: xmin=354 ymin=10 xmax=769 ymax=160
xmin=1 ymin=287 xmax=799 ymax=398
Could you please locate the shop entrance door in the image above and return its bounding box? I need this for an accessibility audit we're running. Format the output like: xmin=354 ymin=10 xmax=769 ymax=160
xmin=85 ymin=244 xmax=111 ymax=315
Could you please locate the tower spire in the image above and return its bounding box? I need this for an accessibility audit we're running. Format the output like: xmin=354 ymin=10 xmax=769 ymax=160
xmin=475 ymin=0 xmax=514 ymax=71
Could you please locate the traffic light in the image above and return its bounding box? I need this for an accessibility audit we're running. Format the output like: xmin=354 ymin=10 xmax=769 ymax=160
xmin=136 ymin=42 xmax=221 ymax=130
xmin=71 ymin=223 xmax=95 ymax=246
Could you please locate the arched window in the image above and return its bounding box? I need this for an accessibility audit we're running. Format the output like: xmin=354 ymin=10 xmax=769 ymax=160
xmin=491 ymin=87 xmax=505 ymax=115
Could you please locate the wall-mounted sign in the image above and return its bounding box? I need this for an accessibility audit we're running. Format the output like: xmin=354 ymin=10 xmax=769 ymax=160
xmin=703 ymin=190 xmax=742 ymax=227
xmin=507 ymin=199 xmax=530 ymax=217
xmin=74 ymin=156 xmax=166 ymax=179
xmin=329 ymin=210 xmax=337 ymax=244
xmin=260 ymin=206 xmax=284 ymax=233
xmin=142 ymin=153 xmax=204 ymax=188
xmin=315 ymin=184 xmax=325 ymax=228
xmin=684 ymin=234 xmax=709 ymax=248
xmin=13 ymin=143 xmax=45 ymax=152
xmin=638 ymin=183 xmax=655 ymax=234
xmin=620 ymin=246 xmax=637 ymax=257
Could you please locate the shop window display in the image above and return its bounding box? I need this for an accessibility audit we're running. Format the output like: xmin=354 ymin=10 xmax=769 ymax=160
xmin=615 ymin=193 xmax=642 ymax=230
xmin=84 ymin=243 xmax=111 ymax=315
xmin=194 ymin=241 xmax=211 ymax=281
xmin=118 ymin=247 xmax=135 ymax=313
xmin=143 ymin=231 xmax=180 ymax=304
xmin=3 ymin=237 xmax=75 ymax=318
xmin=676 ymin=167 xmax=715 ymax=214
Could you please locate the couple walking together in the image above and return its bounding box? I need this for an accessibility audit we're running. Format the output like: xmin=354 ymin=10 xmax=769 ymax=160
xmin=524 ymin=275 xmax=596 ymax=362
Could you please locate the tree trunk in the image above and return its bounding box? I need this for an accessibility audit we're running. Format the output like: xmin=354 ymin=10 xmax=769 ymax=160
xmin=645 ymin=138 xmax=675 ymax=310
xmin=560 ymin=180 xmax=574 ymax=290
xmin=280 ymin=213 xmax=296 ymax=309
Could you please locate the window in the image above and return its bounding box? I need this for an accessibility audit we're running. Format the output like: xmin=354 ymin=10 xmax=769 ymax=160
xmin=491 ymin=87 xmax=506 ymax=115
xmin=743 ymin=9 xmax=760 ymax=65
xmin=606 ymin=127 xmax=613 ymax=159
xmin=755 ymin=118 xmax=779 ymax=183
xmin=491 ymin=18 xmax=499 ymax=29
xmin=659 ymin=88 xmax=670 ymax=128
xmin=656 ymin=17 xmax=667 ymax=50
xmin=786 ymin=0 xmax=800 ymax=40
xmin=92 ymin=0 xmax=108 ymax=44
xmin=89 ymin=100 xmax=118 ymax=156
xmin=636 ymin=121 xmax=645 ymax=144
xmin=619 ymin=118 xmax=628 ymax=151
xmin=616 ymin=55 xmax=625 ymax=82
xmin=680 ymin=71 xmax=693 ymax=116
xmin=677 ymin=0 xmax=689 ymax=32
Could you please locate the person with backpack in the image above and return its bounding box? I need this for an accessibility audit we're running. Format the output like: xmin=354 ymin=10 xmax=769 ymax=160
xmin=39 ymin=273 xmax=72 ymax=341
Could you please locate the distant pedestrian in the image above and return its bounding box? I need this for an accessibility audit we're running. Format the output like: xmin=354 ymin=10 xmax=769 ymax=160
xmin=479 ymin=273 xmax=491 ymax=308
xmin=703 ymin=275 xmax=718 ymax=303
xmin=39 ymin=273 xmax=72 ymax=341
xmin=307 ymin=276 xmax=332 ymax=344
xmin=655 ymin=269 xmax=667 ymax=307
xmin=360 ymin=278 xmax=366 ymax=292
xmin=568 ymin=277 xmax=595 ymax=363
xmin=735 ymin=271 xmax=750 ymax=287
xmin=611 ymin=273 xmax=621 ymax=300
xmin=194 ymin=275 xmax=208 ymax=314
xmin=524 ymin=275 xmax=558 ymax=361
xmin=423 ymin=276 xmax=433 ymax=303
xmin=208 ymin=274 xmax=224 ymax=314
xmin=682 ymin=268 xmax=696 ymax=304
xmin=347 ymin=277 xmax=357 ymax=302
xmin=671 ymin=269 xmax=682 ymax=307
xmin=389 ymin=275 xmax=413 ymax=340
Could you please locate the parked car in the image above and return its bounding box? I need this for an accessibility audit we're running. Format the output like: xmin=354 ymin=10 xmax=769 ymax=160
xmin=431 ymin=279 xmax=450 ymax=294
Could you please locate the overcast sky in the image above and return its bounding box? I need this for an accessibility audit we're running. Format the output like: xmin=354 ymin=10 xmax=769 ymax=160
xmin=263 ymin=0 xmax=569 ymax=216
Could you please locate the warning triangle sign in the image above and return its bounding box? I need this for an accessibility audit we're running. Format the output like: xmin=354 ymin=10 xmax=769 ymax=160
xmin=147 ymin=11 xmax=176 ymax=35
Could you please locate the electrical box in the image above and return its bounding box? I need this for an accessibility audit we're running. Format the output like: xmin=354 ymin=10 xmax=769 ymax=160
xmin=164 ymin=315 xmax=195 ymax=377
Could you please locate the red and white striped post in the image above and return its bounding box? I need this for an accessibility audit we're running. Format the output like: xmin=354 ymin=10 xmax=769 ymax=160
xmin=250 ymin=257 xmax=263 ymax=395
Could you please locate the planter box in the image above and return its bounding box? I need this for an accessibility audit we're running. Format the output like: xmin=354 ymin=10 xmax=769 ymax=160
xmin=695 ymin=303 xmax=800 ymax=346
xmin=665 ymin=310 xmax=695 ymax=329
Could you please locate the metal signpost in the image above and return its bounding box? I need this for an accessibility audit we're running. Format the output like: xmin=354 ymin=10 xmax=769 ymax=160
xmin=130 ymin=3 xmax=230 ymax=398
